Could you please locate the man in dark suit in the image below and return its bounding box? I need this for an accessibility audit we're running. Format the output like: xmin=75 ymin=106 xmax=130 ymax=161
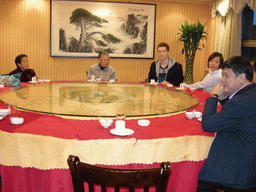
xmin=197 ymin=56 xmax=256 ymax=191
xmin=147 ymin=42 xmax=183 ymax=86
xmin=250 ymin=57 xmax=256 ymax=83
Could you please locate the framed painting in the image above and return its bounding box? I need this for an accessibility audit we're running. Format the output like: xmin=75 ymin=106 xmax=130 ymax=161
xmin=50 ymin=0 xmax=156 ymax=58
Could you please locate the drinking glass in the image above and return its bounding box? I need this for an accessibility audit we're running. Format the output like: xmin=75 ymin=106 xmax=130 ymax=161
xmin=116 ymin=112 xmax=126 ymax=120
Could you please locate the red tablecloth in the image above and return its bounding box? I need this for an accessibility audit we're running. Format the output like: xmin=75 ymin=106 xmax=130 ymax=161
xmin=0 ymin=83 xmax=215 ymax=192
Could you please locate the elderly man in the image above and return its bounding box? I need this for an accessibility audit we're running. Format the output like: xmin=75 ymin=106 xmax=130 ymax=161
xmin=148 ymin=42 xmax=183 ymax=86
xmin=197 ymin=56 xmax=256 ymax=191
xmin=87 ymin=51 xmax=116 ymax=81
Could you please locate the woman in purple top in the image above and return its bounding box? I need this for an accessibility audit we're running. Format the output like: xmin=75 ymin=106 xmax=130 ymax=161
xmin=9 ymin=54 xmax=36 ymax=82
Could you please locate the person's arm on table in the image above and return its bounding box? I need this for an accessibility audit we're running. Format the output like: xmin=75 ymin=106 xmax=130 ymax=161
xmin=139 ymin=78 xmax=147 ymax=83
xmin=86 ymin=66 xmax=93 ymax=80
xmin=161 ymin=80 xmax=170 ymax=86
xmin=218 ymin=92 xmax=229 ymax=106
xmin=202 ymin=84 xmax=248 ymax=133
xmin=148 ymin=62 xmax=157 ymax=83
xmin=9 ymin=69 xmax=18 ymax=76
xmin=201 ymin=84 xmax=221 ymax=131
xmin=173 ymin=63 xmax=184 ymax=86
xmin=27 ymin=69 xmax=36 ymax=80
xmin=189 ymin=72 xmax=221 ymax=91
xmin=166 ymin=63 xmax=183 ymax=86
xmin=109 ymin=68 xmax=117 ymax=81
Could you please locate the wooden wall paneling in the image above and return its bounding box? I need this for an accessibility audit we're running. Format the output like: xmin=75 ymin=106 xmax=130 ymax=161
xmin=0 ymin=0 xmax=214 ymax=83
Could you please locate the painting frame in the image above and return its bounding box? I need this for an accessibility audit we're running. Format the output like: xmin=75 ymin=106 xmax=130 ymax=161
xmin=50 ymin=0 xmax=156 ymax=59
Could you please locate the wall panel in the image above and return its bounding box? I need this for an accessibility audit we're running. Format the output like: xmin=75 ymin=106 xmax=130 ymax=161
xmin=0 ymin=0 xmax=214 ymax=83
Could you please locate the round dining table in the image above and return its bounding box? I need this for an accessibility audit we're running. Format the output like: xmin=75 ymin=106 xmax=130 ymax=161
xmin=0 ymin=81 xmax=215 ymax=192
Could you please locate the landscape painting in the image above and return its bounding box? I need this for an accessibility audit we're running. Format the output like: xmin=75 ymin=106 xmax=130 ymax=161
xmin=51 ymin=0 xmax=156 ymax=58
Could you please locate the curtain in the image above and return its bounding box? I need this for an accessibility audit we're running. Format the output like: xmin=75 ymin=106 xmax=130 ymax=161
xmin=212 ymin=0 xmax=256 ymax=17
xmin=212 ymin=0 xmax=255 ymax=59
xmin=213 ymin=10 xmax=242 ymax=60
xmin=229 ymin=0 xmax=256 ymax=13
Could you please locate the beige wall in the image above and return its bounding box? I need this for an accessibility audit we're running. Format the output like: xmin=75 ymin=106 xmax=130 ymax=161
xmin=0 ymin=0 xmax=214 ymax=82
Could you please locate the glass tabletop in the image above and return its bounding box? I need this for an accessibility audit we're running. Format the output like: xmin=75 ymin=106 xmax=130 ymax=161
xmin=0 ymin=82 xmax=199 ymax=117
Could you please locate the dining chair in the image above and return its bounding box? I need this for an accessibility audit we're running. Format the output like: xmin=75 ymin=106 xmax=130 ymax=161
xmin=67 ymin=155 xmax=172 ymax=192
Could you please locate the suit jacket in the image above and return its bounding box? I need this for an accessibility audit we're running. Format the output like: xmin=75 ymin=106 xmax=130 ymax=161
xmin=148 ymin=61 xmax=183 ymax=86
xmin=198 ymin=83 xmax=256 ymax=189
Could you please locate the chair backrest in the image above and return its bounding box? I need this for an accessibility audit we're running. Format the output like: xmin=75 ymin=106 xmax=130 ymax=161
xmin=67 ymin=155 xmax=172 ymax=192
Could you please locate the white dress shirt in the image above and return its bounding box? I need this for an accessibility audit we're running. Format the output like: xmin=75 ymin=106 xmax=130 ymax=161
xmin=190 ymin=69 xmax=222 ymax=93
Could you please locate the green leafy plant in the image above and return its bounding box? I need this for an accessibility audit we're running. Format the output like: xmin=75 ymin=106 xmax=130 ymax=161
xmin=178 ymin=21 xmax=207 ymax=84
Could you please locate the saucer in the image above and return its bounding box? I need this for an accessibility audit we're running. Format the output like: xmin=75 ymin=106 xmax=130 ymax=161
xmin=147 ymin=83 xmax=158 ymax=86
xmin=38 ymin=79 xmax=45 ymax=83
xmin=11 ymin=117 xmax=24 ymax=125
xmin=29 ymin=81 xmax=38 ymax=84
xmin=176 ymin=87 xmax=185 ymax=90
xmin=194 ymin=112 xmax=202 ymax=118
xmin=138 ymin=120 xmax=150 ymax=126
xmin=110 ymin=128 xmax=134 ymax=136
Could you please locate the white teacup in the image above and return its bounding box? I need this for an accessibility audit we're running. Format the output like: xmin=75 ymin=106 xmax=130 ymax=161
xmin=99 ymin=119 xmax=113 ymax=128
xmin=150 ymin=79 xmax=155 ymax=84
xmin=138 ymin=119 xmax=150 ymax=126
xmin=96 ymin=77 xmax=101 ymax=81
xmin=11 ymin=117 xmax=24 ymax=125
xmin=189 ymin=86 xmax=196 ymax=92
xmin=115 ymin=120 xmax=125 ymax=132
xmin=31 ymin=76 xmax=37 ymax=82
xmin=0 ymin=108 xmax=11 ymax=117
xmin=185 ymin=111 xmax=195 ymax=119
xmin=180 ymin=83 xmax=186 ymax=89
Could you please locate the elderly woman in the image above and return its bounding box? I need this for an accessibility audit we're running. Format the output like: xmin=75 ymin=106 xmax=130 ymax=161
xmin=9 ymin=54 xmax=36 ymax=82
xmin=186 ymin=52 xmax=224 ymax=93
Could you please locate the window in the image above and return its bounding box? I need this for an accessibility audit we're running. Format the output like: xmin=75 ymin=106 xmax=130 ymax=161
xmin=254 ymin=11 xmax=256 ymax=25
xmin=241 ymin=5 xmax=256 ymax=59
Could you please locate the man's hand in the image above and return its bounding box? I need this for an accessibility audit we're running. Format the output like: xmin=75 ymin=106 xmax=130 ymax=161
xmin=211 ymin=84 xmax=224 ymax=96
xmin=139 ymin=78 xmax=146 ymax=83
xmin=161 ymin=81 xmax=169 ymax=86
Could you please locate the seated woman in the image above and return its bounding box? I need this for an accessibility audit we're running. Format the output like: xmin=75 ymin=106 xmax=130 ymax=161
xmin=9 ymin=54 xmax=36 ymax=82
xmin=186 ymin=52 xmax=224 ymax=93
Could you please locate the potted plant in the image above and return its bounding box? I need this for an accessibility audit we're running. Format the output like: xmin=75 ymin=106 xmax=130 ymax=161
xmin=178 ymin=20 xmax=207 ymax=84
